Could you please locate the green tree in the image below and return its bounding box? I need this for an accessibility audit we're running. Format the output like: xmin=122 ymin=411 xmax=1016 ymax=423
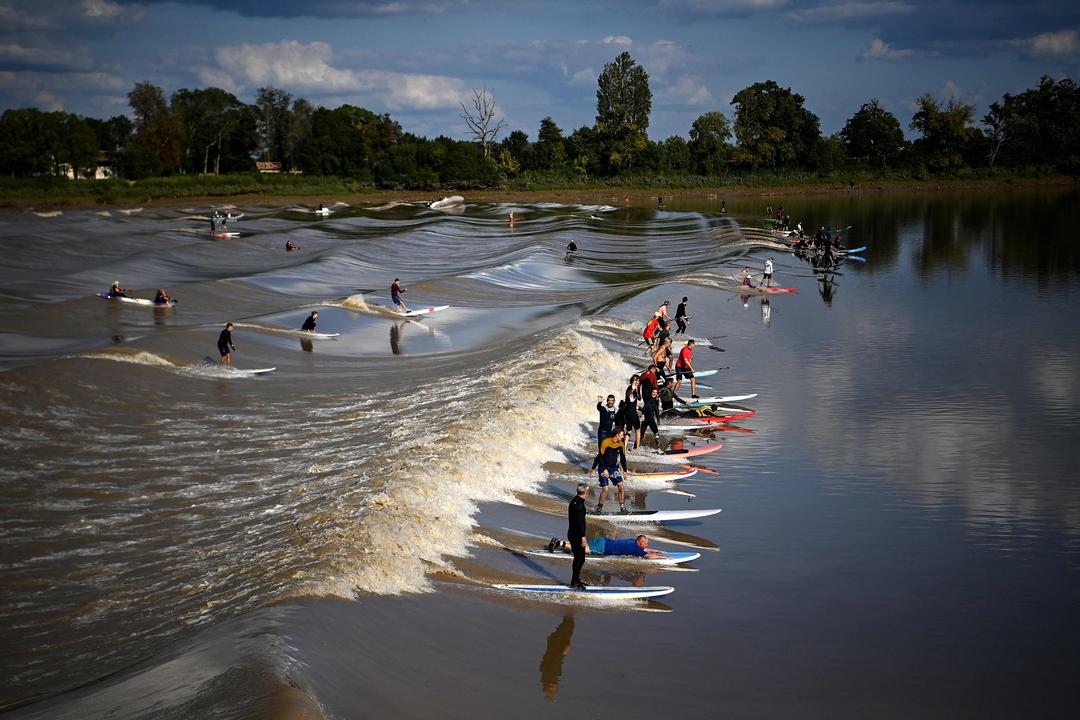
xmin=58 ymin=113 xmax=99 ymax=178
xmin=688 ymin=111 xmax=732 ymax=175
xmin=910 ymin=94 xmax=979 ymax=172
xmin=658 ymin=135 xmax=692 ymax=174
xmin=128 ymin=81 xmax=182 ymax=176
xmin=172 ymin=87 xmax=250 ymax=174
xmin=499 ymin=130 xmax=533 ymax=171
xmin=0 ymin=108 xmax=55 ymax=176
xmin=254 ymin=86 xmax=292 ymax=165
xmin=985 ymin=76 xmax=1080 ymax=171
xmin=536 ymin=117 xmax=567 ymax=171
xmin=840 ymin=99 xmax=905 ymax=169
xmin=731 ymin=80 xmax=821 ymax=168
xmin=595 ymin=51 xmax=652 ymax=172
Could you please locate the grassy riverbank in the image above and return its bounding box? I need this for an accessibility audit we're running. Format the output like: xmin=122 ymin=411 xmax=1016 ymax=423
xmin=1 ymin=170 xmax=1075 ymax=209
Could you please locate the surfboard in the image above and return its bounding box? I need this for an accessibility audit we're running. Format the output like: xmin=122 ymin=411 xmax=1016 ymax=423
xmin=663 ymin=442 xmax=722 ymax=458
xmin=492 ymin=584 xmax=674 ymax=600
xmin=689 ymin=369 xmax=719 ymax=378
xmin=847 ymin=255 xmax=866 ymax=263
xmin=589 ymin=508 xmax=722 ymax=522
xmin=846 ymin=246 xmax=866 ymax=254
xmin=399 ymin=305 xmax=450 ymax=317
xmin=658 ymin=421 xmax=730 ymax=434
xmin=211 ymin=231 xmax=240 ymax=238
xmin=301 ymin=332 xmax=340 ymax=339
xmin=686 ymin=393 xmax=756 ymax=404
xmin=630 ymin=468 xmax=697 ymax=481
xmin=97 ymin=293 xmax=174 ymax=307
xmin=524 ymin=550 xmax=700 ymax=566
xmin=239 ymin=367 xmax=276 ymax=375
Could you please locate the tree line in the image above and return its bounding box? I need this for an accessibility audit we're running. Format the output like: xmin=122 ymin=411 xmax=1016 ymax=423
xmin=1 ymin=52 xmax=1077 ymax=187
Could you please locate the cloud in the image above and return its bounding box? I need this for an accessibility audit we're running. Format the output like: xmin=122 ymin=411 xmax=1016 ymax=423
xmin=657 ymin=75 xmax=713 ymax=106
xmin=99 ymin=0 xmax=460 ymax=19
xmin=81 ymin=0 xmax=122 ymax=17
xmin=858 ymin=37 xmax=917 ymax=61
xmin=0 ymin=43 xmax=94 ymax=71
xmin=788 ymin=1 xmax=912 ymax=23
xmin=0 ymin=3 xmax=55 ymax=29
xmin=601 ymin=35 xmax=633 ymax=47
xmin=1025 ymin=29 xmax=1078 ymax=59
xmin=656 ymin=0 xmax=788 ymax=16
xmin=209 ymin=40 xmax=465 ymax=109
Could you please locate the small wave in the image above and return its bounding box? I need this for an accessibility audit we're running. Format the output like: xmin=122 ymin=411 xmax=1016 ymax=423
xmin=30 ymin=210 xmax=63 ymax=218
xmin=81 ymin=349 xmax=268 ymax=380
xmin=117 ymin=208 xmax=143 ymax=215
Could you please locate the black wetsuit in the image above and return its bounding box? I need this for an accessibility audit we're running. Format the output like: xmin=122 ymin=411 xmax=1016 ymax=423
xmin=596 ymin=402 xmax=617 ymax=449
xmin=567 ymin=241 xmax=577 ymax=253
xmin=674 ymin=302 xmax=688 ymax=334
xmin=301 ymin=315 xmax=317 ymax=332
xmin=217 ymin=328 xmax=234 ymax=357
xmin=567 ymin=494 xmax=587 ymax=586
xmin=642 ymin=395 xmax=660 ymax=435
xmin=153 ymin=292 xmax=169 ymax=305
xmin=623 ymin=385 xmax=641 ymax=430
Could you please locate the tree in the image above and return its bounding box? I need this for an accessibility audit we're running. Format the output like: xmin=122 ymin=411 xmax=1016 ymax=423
xmin=128 ymin=81 xmax=182 ymax=176
xmin=535 ymin=117 xmax=567 ymax=171
xmin=910 ymin=94 xmax=979 ymax=172
xmin=254 ymin=86 xmax=292 ymax=165
xmin=840 ymin=99 xmax=905 ymax=169
xmin=284 ymin=98 xmax=314 ymax=172
xmin=595 ymin=51 xmax=652 ymax=171
xmin=984 ymin=76 xmax=1080 ymax=171
xmin=499 ymin=129 xmax=533 ymax=171
xmin=658 ymin=135 xmax=692 ymax=174
xmin=459 ymin=84 xmax=506 ymax=158
xmin=730 ymin=80 xmax=821 ymax=168
xmin=58 ymin=113 xmax=99 ymax=178
xmin=171 ymin=87 xmax=250 ymax=174
xmin=688 ymin=111 xmax=732 ymax=175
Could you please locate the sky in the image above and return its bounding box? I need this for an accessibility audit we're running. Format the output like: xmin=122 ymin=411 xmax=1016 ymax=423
xmin=1 ymin=0 xmax=1078 ymax=141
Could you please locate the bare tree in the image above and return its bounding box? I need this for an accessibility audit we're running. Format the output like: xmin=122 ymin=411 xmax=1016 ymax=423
xmin=460 ymin=84 xmax=506 ymax=158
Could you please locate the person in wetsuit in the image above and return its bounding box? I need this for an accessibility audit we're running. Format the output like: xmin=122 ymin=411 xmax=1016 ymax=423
xmin=107 ymin=281 xmax=129 ymax=298
xmin=301 ymin=311 xmax=318 ymax=332
xmin=217 ymin=322 xmax=235 ymax=367
xmin=642 ymin=387 xmax=662 ymax=448
xmin=596 ymin=394 xmax=617 ymax=450
xmin=623 ymin=375 xmax=642 ymax=450
xmin=674 ymin=297 xmax=689 ymax=335
xmin=590 ymin=427 xmax=629 ymax=514
xmin=567 ymin=483 xmax=589 ymax=589
xmin=566 ymin=240 xmax=577 ymax=254
xmin=153 ymin=288 xmax=172 ymax=305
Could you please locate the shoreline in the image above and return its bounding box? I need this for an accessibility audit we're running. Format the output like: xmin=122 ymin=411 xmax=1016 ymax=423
xmin=2 ymin=175 xmax=1075 ymax=211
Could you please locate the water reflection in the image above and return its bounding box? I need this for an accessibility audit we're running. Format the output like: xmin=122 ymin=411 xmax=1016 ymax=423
xmin=539 ymin=615 xmax=575 ymax=701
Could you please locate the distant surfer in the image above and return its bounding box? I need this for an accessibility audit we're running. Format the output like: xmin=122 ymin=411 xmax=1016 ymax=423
xmin=566 ymin=240 xmax=577 ymax=255
xmin=721 ymin=200 xmax=726 ymax=213
xmin=301 ymin=311 xmax=318 ymax=332
xmin=508 ymin=211 xmax=515 ymax=226
xmin=673 ymin=339 xmax=698 ymax=399
xmin=738 ymin=266 xmax=757 ymax=289
xmin=153 ymin=288 xmax=172 ymax=305
xmin=590 ymin=426 xmax=629 ymax=514
xmin=547 ymin=534 xmax=671 ymax=560
xmin=391 ymin=278 xmax=409 ymax=312
xmin=596 ymin=394 xmax=617 ymax=450
xmin=674 ymin=296 xmax=689 ymax=335
xmin=763 ymin=257 xmax=774 ymax=288
xmin=657 ymin=195 xmax=664 ymax=209
xmin=285 ymin=239 xmax=299 ymax=252
xmin=217 ymin=322 xmax=236 ymax=367
xmin=567 ymin=483 xmax=589 ymax=589
xmin=107 ymin=281 xmax=130 ymax=298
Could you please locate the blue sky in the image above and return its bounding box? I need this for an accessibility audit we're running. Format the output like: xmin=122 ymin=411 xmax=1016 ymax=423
xmin=2 ymin=0 xmax=1078 ymax=141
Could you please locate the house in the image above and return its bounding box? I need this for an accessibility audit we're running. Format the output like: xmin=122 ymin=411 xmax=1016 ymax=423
xmin=256 ymin=161 xmax=282 ymax=173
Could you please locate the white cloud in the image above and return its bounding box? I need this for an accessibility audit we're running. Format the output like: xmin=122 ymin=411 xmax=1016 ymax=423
xmin=81 ymin=0 xmax=122 ymax=18
xmin=1026 ymin=30 xmax=1078 ymax=59
xmin=601 ymin=35 xmax=633 ymax=47
xmin=210 ymin=40 xmax=464 ymax=109
xmin=658 ymin=0 xmax=788 ymax=14
xmin=858 ymin=37 xmax=916 ymax=61
xmin=789 ymin=1 xmax=911 ymax=23
xmin=0 ymin=3 xmax=54 ymax=29
xmin=35 ymin=90 xmax=63 ymax=111
xmin=658 ymin=75 xmax=713 ymax=106
xmin=569 ymin=67 xmax=596 ymax=87
xmin=940 ymin=80 xmax=961 ymax=99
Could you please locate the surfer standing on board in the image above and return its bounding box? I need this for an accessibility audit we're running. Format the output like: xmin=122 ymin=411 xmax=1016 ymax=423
xmin=301 ymin=311 xmax=318 ymax=332
xmin=567 ymin=483 xmax=589 ymax=589
xmin=763 ymin=257 xmax=774 ymax=288
xmin=391 ymin=278 xmax=409 ymax=313
xmin=591 ymin=426 xmax=629 ymax=514
xmin=596 ymin=394 xmax=617 ymax=450
xmin=217 ymin=323 xmax=235 ymax=367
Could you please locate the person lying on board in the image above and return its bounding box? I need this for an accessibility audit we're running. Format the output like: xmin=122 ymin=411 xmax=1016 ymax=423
xmin=546 ymin=534 xmax=671 ymax=559
xmin=107 ymin=281 xmax=130 ymax=298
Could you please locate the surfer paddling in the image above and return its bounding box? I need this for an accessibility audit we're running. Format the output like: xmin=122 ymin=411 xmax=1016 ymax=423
xmin=301 ymin=311 xmax=318 ymax=332
xmin=567 ymin=483 xmax=589 ymax=589
xmin=107 ymin=281 xmax=130 ymax=298
xmin=391 ymin=278 xmax=409 ymax=313
xmin=153 ymin=288 xmax=172 ymax=305
xmin=547 ymin=534 xmax=671 ymax=560
xmin=217 ymin=322 xmax=236 ymax=367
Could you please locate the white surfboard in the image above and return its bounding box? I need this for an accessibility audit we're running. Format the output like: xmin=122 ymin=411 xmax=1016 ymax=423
xmin=430 ymin=195 xmax=464 ymax=209
xmin=97 ymin=293 xmax=174 ymax=307
xmin=240 ymin=367 xmax=276 ymax=375
xmin=211 ymin=231 xmax=240 ymax=238
xmin=589 ymin=508 xmax=721 ymax=523
xmin=399 ymin=304 xmax=449 ymax=317
xmin=687 ymin=393 xmax=757 ymax=404
xmin=300 ymin=331 xmax=340 ymax=339
xmin=524 ymin=550 xmax=700 ymax=566
xmin=492 ymin=584 xmax=674 ymax=600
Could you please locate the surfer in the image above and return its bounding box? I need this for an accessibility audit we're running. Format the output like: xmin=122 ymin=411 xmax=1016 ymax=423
xmin=623 ymin=375 xmax=642 ymax=451
xmin=641 ymin=387 xmax=662 ymax=448
xmin=674 ymin=296 xmax=689 ymax=335
xmin=285 ymin=239 xmax=299 ymax=252
xmin=673 ymin=339 xmax=699 ymax=399
xmin=391 ymin=278 xmax=409 ymax=312
xmin=547 ymin=534 xmax=671 ymax=560
xmin=107 ymin=281 xmax=130 ymax=298
xmin=652 ymin=337 xmax=674 ymax=379
xmin=590 ymin=427 xmax=629 ymax=514
xmin=567 ymin=483 xmax=589 ymax=589
xmin=153 ymin=288 xmax=172 ymax=305
xmin=566 ymin=240 xmax=577 ymax=255
xmin=596 ymin=394 xmax=618 ymax=450
xmin=301 ymin=311 xmax=318 ymax=332
xmin=763 ymin=258 xmax=774 ymax=288
xmin=737 ymin=267 xmax=757 ymax=289
xmin=217 ymin=322 xmax=236 ymax=367
xmin=654 ymin=300 xmax=671 ymax=329
xmin=642 ymin=315 xmax=661 ymax=354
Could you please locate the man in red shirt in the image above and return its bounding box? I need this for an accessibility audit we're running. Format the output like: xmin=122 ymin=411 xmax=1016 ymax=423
xmin=674 ymin=339 xmax=699 ymax=399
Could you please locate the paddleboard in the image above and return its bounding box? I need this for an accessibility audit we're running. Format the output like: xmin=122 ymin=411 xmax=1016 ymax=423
xmin=211 ymin=231 xmax=240 ymax=238
xmin=239 ymin=367 xmax=276 ymax=375
xmin=589 ymin=508 xmax=722 ymax=522
xmin=658 ymin=421 xmax=730 ymax=434
xmin=846 ymin=246 xmax=866 ymax=254
xmin=629 ymin=468 xmax=697 ymax=481
xmin=399 ymin=305 xmax=450 ymax=317
xmin=492 ymin=584 xmax=674 ymax=600
xmin=688 ymin=369 xmax=719 ymax=378
xmin=97 ymin=293 xmax=174 ymax=307
xmin=686 ymin=393 xmax=756 ymax=404
xmin=301 ymin=331 xmax=340 ymax=339
xmin=524 ymin=550 xmax=700 ymax=566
